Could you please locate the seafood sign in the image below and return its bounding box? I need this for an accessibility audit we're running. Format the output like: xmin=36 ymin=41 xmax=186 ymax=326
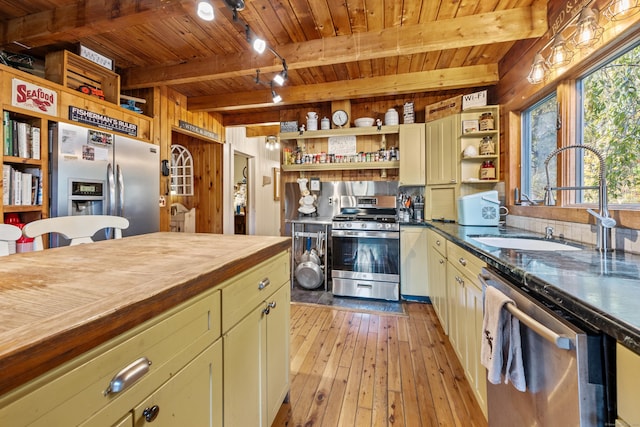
xmin=11 ymin=78 xmax=57 ymax=116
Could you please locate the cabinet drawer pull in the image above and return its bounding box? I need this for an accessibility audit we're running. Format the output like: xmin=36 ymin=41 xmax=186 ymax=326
xmin=258 ymin=277 xmax=271 ymax=290
xmin=263 ymin=301 xmax=277 ymax=315
xmin=439 ymin=259 xmax=444 ymax=264
xmin=436 ymin=240 xmax=441 ymax=246
xmin=104 ymin=357 xmax=151 ymax=395
xmin=458 ymin=257 xmax=467 ymax=266
xmin=143 ymin=405 xmax=160 ymax=422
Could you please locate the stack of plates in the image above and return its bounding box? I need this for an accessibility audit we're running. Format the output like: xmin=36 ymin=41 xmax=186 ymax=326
xmin=403 ymin=102 xmax=415 ymax=124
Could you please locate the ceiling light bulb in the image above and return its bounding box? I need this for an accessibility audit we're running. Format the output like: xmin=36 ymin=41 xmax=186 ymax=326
xmin=604 ymin=0 xmax=640 ymax=20
xmin=272 ymin=90 xmax=282 ymax=103
xmin=527 ymin=53 xmax=549 ymax=84
xmin=547 ymin=34 xmax=574 ymax=68
xmin=572 ymin=7 xmax=603 ymax=48
xmin=273 ymin=73 xmax=285 ymax=86
xmin=253 ymin=38 xmax=266 ymax=54
xmin=197 ymin=0 xmax=215 ymax=21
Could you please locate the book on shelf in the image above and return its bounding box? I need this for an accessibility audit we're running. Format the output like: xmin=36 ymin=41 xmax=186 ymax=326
xmin=2 ymin=113 xmax=40 ymax=159
xmin=2 ymin=164 xmax=9 ymax=205
xmin=2 ymin=165 xmax=41 ymax=206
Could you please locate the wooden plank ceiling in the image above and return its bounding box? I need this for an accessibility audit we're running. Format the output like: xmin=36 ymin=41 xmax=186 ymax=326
xmin=0 ymin=0 xmax=547 ymax=121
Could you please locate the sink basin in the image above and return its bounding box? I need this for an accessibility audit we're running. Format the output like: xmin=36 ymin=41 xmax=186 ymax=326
xmin=471 ymin=236 xmax=583 ymax=251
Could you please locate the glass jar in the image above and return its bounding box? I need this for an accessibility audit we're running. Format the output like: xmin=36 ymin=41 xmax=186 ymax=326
xmin=479 ymin=136 xmax=495 ymax=155
xmin=480 ymin=160 xmax=496 ymax=180
xmin=479 ymin=112 xmax=494 ymax=131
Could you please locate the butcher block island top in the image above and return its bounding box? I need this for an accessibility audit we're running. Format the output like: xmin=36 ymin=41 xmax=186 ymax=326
xmin=0 ymin=232 xmax=290 ymax=395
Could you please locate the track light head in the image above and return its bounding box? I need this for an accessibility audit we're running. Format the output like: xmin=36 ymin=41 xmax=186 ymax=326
xmin=196 ymin=0 xmax=214 ymax=21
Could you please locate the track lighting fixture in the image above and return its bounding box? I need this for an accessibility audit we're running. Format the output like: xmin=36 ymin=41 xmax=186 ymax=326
xmin=196 ymin=0 xmax=214 ymax=21
xmin=253 ymin=38 xmax=267 ymax=54
xmin=273 ymin=60 xmax=288 ymax=86
xmin=271 ymin=82 xmax=282 ymax=104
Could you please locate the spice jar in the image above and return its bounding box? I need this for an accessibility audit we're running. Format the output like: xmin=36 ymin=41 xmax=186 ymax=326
xmin=479 ymin=136 xmax=495 ymax=155
xmin=479 ymin=112 xmax=494 ymax=131
xmin=480 ymin=160 xmax=496 ymax=180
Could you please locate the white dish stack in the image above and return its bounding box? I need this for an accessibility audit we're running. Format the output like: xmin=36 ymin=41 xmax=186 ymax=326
xmin=384 ymin=108 xmax=399 ymax=125
xmin=403 ymin=102 xmax=415 ymax=124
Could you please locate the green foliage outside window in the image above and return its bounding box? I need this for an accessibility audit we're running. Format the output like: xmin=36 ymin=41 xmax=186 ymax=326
xmin=581 ymin=42 xmax=640 ymax=204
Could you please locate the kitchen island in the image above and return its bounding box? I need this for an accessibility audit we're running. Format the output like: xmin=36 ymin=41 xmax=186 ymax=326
xmin=0 ymin=232 xmax=291 ymax=426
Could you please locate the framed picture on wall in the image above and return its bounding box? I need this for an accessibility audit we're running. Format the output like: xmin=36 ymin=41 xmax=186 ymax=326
xmin=273 ymin=168 xmax=280 ymax=201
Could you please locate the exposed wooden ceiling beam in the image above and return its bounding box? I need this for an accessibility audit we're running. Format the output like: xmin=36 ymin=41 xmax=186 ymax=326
xmin=123 ymin=4 xmax=546 ymax=88
xmin=0 ymin=0 xmax=195 ymax=49
xmin=189 ymin=64 xmax=500 ymax=112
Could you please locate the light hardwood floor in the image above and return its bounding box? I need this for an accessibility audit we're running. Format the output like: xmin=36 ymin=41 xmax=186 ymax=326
xmin=273 ymin=301 xmax=488 ymax=427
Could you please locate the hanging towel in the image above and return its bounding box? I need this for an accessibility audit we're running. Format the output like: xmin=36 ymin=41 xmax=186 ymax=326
xmin=481 ymin=285 xmax=527 ymax=392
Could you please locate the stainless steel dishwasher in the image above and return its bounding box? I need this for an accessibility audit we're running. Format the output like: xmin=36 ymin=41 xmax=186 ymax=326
xmin=479 ymin=268 xmax=607 ymax=426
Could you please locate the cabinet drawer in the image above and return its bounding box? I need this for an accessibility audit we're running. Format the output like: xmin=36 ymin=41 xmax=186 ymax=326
xmin=446 ymin=241 xmax=485 ymax=280
xmin=428 ymin=229 xmax=447 ymax=257
xmin=0 ymin=290 xmax=221 ymax=427
xmin=221 ymin=250 xmax=290 ymax=331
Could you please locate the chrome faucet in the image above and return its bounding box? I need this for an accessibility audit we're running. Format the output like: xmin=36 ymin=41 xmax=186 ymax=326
xmin=543 ymin=145 xmax=616 ymax=252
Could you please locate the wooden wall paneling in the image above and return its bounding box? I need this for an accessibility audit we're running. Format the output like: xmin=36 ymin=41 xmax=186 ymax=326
xmin=171 ymin=132 xmax=223 ymax=234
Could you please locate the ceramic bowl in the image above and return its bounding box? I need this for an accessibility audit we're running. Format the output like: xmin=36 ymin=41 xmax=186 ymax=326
xmin=354 ymin=117 xmax=375 ymax=127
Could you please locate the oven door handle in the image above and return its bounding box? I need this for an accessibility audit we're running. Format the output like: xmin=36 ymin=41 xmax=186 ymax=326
xmin=479 ymin=273 xmax=572 ymax=350
xmin=331 ymin=230 xmax=399 ymax=239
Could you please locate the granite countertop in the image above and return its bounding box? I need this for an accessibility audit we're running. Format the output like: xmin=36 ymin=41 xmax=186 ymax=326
xmin=0 ymin=232 xmax=290 ymax=395
xmin=426 ymin=222 xmax=640 ymax=354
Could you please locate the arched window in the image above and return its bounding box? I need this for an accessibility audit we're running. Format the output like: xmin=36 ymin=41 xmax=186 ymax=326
xmin=170 ymin=144 xmax=194 ymax=196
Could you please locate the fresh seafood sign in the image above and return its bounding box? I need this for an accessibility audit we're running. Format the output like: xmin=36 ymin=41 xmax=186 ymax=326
xmin=11 ymin=78 xmax=57 ymax=116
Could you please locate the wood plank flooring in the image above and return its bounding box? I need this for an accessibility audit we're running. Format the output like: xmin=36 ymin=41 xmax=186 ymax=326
xmin=273 ymin=302 xmax=488 ymax=427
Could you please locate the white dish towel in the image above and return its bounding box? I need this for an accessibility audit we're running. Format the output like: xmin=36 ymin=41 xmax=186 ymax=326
xmin=481 ymin=285 xmax=526 ymax=392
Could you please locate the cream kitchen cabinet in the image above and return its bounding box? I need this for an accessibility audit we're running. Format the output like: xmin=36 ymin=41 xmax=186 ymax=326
xmin=426 ymin=115 xmax=457 ymax=186
xmin=398 ymin=123 xmax=426 ymax=186
xmin=221 ymin=250 xmax=291 ymax=427
xmin=446 ymin=241 xmax=487 ymax=418
xmin=400 ymin=226 xmax=429 ymax=298
xmin=80 ymin=339 xmax=223 ymax=427
xmin=616 ymin=343 xmax=640 ymax=426
xmin=0 ymin=289 xmax=222 ymax=427
xmin=427 ymin=229 xmax=448 ymax=334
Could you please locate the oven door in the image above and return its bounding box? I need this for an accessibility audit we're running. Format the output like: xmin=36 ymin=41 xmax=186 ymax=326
xmin=331 ymin=229 xmax=400 ymax=300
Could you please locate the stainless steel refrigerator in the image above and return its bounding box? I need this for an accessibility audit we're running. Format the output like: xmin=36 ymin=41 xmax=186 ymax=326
xmin=50 ymin=122 xmax=159 ymax=244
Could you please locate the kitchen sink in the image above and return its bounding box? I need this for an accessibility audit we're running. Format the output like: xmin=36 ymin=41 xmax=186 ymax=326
xmin=470 ymin=236 xmax=583 ymax=251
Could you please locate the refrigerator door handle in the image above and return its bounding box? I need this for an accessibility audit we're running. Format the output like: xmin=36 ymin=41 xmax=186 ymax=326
xmin=117 ymin=164 xmax=125 ymax=217
xmin=107 ymin=163 xmax=116 ymax=215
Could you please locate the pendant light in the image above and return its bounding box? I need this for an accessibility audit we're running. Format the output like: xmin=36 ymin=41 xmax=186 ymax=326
xmin=547 ymin=34 xmax=574 ymax=68
xmin=604 ymin=0 xmax=640 ymax=20
xmin=572 ymin=7 xmax=604 ymax=49
xmin=527 ymin=53 xmax=549 ymax=84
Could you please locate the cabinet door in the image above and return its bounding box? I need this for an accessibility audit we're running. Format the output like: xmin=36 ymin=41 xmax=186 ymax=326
xmin=131 ymin=340 xmax=223 ymax=427
xmin=446 ymin=262 xmax=466 ymax=362
xmin=265 ymin=284 xmax=291 ymax=425
xmin=427 ymin=241 xmax=448 ymax=333
xmin=224 ymin=306 xmax=263 ymax=427
xmin=464 ymin=278 xmax=487 ymax=416
xmin=617 ymin=343 xmax=640 ymax=426
xmin=426 ymin=115 xmax=457 ymax=185
xmin=399 ymin=123 xmax=425 ymax=186
xmin=400 ymin=227 xmax=429 ymax=297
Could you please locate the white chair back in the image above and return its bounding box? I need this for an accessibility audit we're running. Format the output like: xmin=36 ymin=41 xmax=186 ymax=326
xmin=22 ymin=215 xmax=130 ymax=251
xmin=0 ymin=224 xmax=23 ymax=256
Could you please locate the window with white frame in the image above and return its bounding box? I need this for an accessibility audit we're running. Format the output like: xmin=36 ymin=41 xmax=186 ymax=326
xmin=577 ymin=41 xmax=640 ymax=205
xmin=521 ymin=93 xmax=558 ymax=202
xmin=170 ymin=144 xmax=194 ymax=196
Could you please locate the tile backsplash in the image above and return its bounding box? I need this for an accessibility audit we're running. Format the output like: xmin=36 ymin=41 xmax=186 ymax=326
xmin=506 ymin=215 xmax=640 ymax=254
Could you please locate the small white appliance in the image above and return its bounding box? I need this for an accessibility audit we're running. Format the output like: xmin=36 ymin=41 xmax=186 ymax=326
xmin=457 ymin=190 xmax=500 ymax=226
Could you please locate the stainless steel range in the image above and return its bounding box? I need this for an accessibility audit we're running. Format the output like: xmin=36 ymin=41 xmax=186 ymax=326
xmin=331 ymin=196 xmax=400 ymax=301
